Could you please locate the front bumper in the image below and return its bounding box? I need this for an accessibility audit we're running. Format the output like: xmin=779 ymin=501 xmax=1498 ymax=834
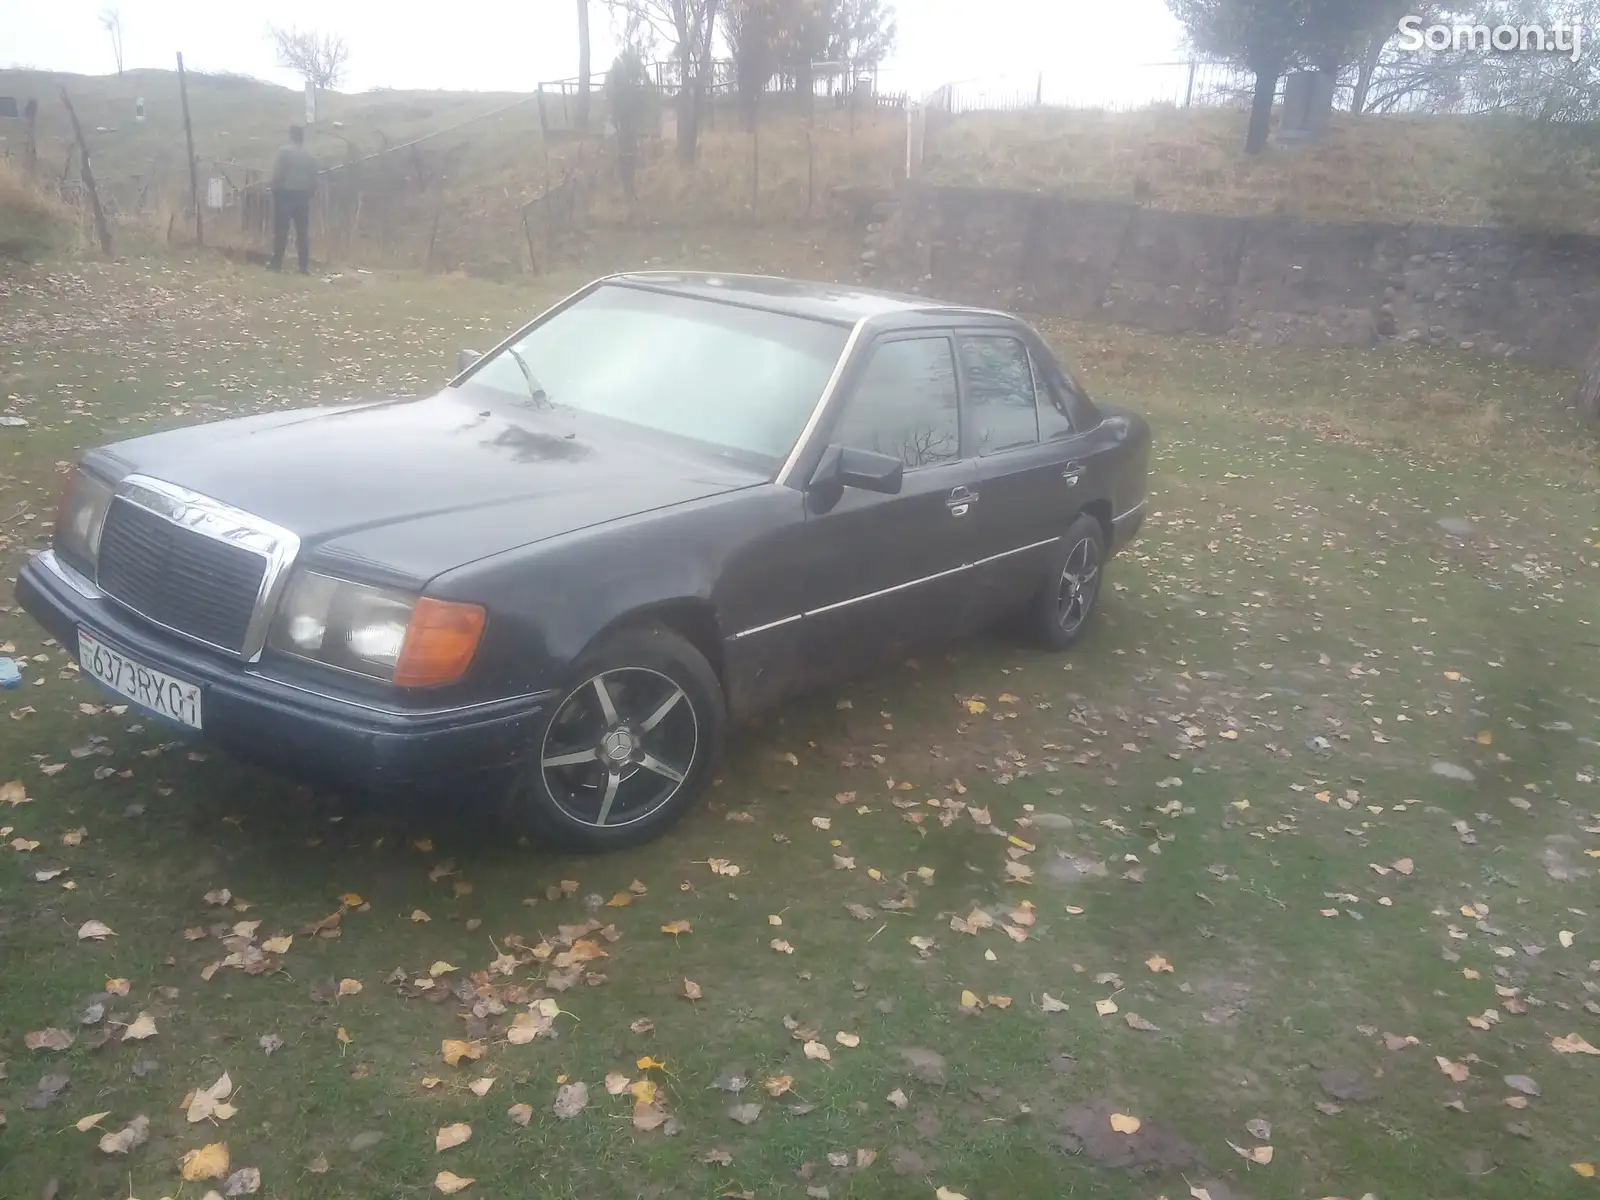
xmin=16 ymin=550 xmax=554 ymax=791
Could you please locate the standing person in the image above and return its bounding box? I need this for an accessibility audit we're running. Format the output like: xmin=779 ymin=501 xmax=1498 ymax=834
xmin=268 ymin=125 xmax=317 ymax=273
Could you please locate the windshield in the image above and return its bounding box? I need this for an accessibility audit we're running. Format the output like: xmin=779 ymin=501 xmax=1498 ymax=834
xmin=461 ymin=285 xmax=850 ymax=465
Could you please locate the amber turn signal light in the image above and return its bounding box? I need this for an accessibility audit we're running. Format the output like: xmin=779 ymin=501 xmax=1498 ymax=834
xmin=394 ymin=598 xmax=487 ymax=687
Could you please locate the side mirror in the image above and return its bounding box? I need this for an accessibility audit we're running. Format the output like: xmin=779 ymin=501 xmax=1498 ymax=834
xmin=456 ymin=348 xmax=483 ymax=374
xmin=809 ymin=444 xmax=904 ymax=495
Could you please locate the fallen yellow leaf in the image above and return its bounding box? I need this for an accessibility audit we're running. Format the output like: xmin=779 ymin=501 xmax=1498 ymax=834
xmin=936 ymin=1188 xmax=969 ymax=1200
xmin=468 ymin=1077 xmax=495 ymax=1097
xmin=1572 ymin=1163 xmax=1596 ymax=1178
xmin=1146 ymin=954 xmax=1174 ymax=973
xmin=1109 ymin=1112 xmax=1141 ymax=1134
xmin=338 ymin=978 xmax=362 ymax=997
xmin=764 ymin=1075 xmax=793 ymax=1096
xmin=410 ymin=910 xmax=431 ymax=923
xmin=803 ymin=1040 xmax=831 ymax=1061
xmin=180 ymin=1141 xmax=230 ymax=1181
xmin=122 ymin=1011 xmax=157 ymax=1041
xmin=606 ymin=892 xmax=632 ymax=908
xmin=261 ymin=934 xmax=293 ymax=954
xmin=77 ymin=919 xmax=115 ymax=941
xmin=508 ymin=1102 xmax=533 ymax=1126
xmin=1095 ymin=998 xmax=1119 ymax=1016
xmin=682 ymin=978 xmax=702 ymax=1000
xmin=442 ymin=1039 xmax=485 ymax=1066
xmin=959 ymin=990 xmax=981 ymax=1010
xmin=605 ymin=1072 xmax=631 ymax=1095
xmin=429 ymin=961 xmax=458 ymax=976
xmin=435 ymin=1122 xmax=472 ymax=1152
xmin=339 ymin=893 xmax=363 ymax=908
xmin=660 ymin=920 xmax=692 ymax=935
xmin=963 ymin=699 xmax=986 ymax=714
xmin=75 ymin=1110 xmax=111 ymax=1132
xmin=435 ymin=1169 xmax=475 ymax=1193
xmin=636 ymin=1056 xmax=666 ymax=1071
xmin=630 ymin=1079 xmax=657 ymax=1105
xmin=105 ymin=977 xmax=130 ymax=996
xmin=835 ymin=1031 xmax=861 ymax=1047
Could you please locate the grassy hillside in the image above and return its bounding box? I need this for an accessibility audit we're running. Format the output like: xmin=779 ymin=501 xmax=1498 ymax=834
xmin=1 ymin=67 xmax=536 ymax=179
xmin=921 ymin=106 xmax=1567 ymax=232
xmin=5 ymin=67 xmax=1592 ymax=272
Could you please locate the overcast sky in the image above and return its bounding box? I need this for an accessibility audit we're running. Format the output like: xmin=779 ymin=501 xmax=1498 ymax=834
xmin=3 ymin=0 xmax=1187 ymax=100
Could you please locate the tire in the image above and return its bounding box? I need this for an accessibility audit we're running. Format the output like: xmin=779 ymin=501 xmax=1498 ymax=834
xmin=1026 ymin=513 xmax=1107 ymax=651
xmin=504 ymin=624 xmax=726 ymax=851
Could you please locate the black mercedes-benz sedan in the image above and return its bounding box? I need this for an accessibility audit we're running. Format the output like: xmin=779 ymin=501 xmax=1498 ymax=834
xmin=19 ymin=272 xmax=1150 ymax=848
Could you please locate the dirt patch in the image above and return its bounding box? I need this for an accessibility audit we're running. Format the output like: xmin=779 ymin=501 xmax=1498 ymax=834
xmin=1046 ymin=1097 xmax=1204 ymax=1173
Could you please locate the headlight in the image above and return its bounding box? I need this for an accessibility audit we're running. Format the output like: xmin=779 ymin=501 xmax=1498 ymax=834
xmin=269 ymin=571 xmax=486 ymax=687
xmin=54 ymin=468 xmax=116 ymax=572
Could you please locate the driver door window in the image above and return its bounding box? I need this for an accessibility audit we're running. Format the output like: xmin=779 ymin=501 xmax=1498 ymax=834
xmin=831 ymin=336 xmax=960 ymax=468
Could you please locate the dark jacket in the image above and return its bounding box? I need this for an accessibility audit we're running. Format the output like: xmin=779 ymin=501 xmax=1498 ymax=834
xmin=270 ymin=144 xmax=318 ymax=193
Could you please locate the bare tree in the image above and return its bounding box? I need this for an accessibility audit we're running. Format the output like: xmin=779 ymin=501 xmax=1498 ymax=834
xmin=609 ymin=0 xmax=721 ymax=163
xmin=577 ymin=0 xmax=593 ymax=131
xmin=269 ymin=26 xmax=350 ymax=91
xmin=100 ymin=7 xmax=124 ymax=77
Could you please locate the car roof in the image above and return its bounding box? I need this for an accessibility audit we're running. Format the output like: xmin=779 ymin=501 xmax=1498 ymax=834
xmin=603 ymin=270 xmax=1012 ymax=327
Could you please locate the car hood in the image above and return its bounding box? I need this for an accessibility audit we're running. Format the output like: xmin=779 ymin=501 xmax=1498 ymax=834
xmin=89 ymin=390 xmax=767 ymax=586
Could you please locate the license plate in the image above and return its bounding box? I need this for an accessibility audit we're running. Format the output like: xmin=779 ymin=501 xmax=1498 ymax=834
xmin=78 ymin=629 xmax=203 ymax=730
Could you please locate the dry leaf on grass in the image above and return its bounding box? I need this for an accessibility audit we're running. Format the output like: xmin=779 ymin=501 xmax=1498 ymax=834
xmin=185 ymin=1072 xmax=237 ymax=1123
xmin=508 ymin=1102 xmax=532 ymax=1126
xmin=1040 ymin=993 xmax=1070 ymax=1013
xmin=105 ymin=977 xmax=130 ymax=997
xmin=468 ymin=1077 xmax=495 ymax=1097
xmin=261 ymin=935 xmax=293 ymax=954
xmin=435 ymin=1170 xmax=475 ymax=1193
xmin=1109 ymin=1113 xmax=1141 ymax=1134
xmin=1228 ymin=1140 xmax=1274 ymax=1164
xmin=75 ymin=1110 xmax=111 ymax=1131
xmin=442 ymin=1039 xmax=485 ymax=1065
xmin=1124 ymin=1012 xmax=1160 ymax=1032
xmin=435 ymin=1122 xmax=472 ymax=1151
xmin=682 ymin=978 xmax=703 ymax=1000
xmin=225 ymin=1165 xmax=262 ymax=1195
xmin=1552 ymin=1033 xmax=1598 ymax=1055
xmin=98 ymin=1115 xmax=149 ymax=1154
xmin=765 ymin=1075 xmax=793 ymax=1097
xmin=181 ymin=1142 xmax=230 ymax=1181
xmin=1145 ymin=954 xmax=1174 ymax=973
xmin=1095 ymin=998 xmax=1119 ymax=1017
xmin=660 ymin=920 xmax=692 ymax=935
xmin=26 ymin=1027 xmax=74 ymax=1051
xmin=77 ymin=920 xmax=114 ymax=940
xmin=552 ymin=1081 xmax=589 ymax=1119
xmin=835 ymin=1032 xmax=861 ymax=1047
xmin=936 ymin=1189 xmax=969 ymax=1200
xmin=337 ymin=978 xmax=362 ymax=997
xmin=1436 ymin=1056 xmax=1471 ymax=1082
xmin=803 ymin=1040 xmax=831 ymax=1061
xmin=604 ymin=1072 xmax=631 ymax=1096
xmin=632 ymin=1100 xmax=669 ymax=1131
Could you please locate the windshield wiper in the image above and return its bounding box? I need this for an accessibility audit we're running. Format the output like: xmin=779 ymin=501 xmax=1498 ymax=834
xmin=505 ymin=346 xmax=552 ymax=409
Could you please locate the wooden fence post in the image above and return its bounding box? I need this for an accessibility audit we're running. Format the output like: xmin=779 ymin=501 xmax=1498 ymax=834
xmin=60 ymin=89 xmax=112 ymax=255
xmin=177 ymin=53 xmax=203 ymax=246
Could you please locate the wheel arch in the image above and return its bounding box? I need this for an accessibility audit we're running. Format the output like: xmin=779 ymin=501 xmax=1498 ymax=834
xmin=1077 ymin=499 xmax=1113 ymax=547
xmin=591 ymin=597 xmax=727 ymax=690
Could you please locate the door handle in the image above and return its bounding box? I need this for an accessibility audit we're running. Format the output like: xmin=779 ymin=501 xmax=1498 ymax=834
xmin=1062 ymin=462 xmax=1084 ymax=488
xmin=946 ymin=485 xmax=977 ymax=517
xmin=948 ymin=503 xmax=970 ymax=518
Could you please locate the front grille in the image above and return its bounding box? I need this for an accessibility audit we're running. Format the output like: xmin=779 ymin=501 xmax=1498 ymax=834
xmin=97 ymin=498 xmax=268 ymax=654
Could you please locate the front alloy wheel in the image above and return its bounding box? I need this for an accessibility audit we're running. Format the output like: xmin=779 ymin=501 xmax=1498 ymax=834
xmin=510 ymin=624 xmax=725 ymax=849
xmin=540 ymin=667 xmax=698 ymax=829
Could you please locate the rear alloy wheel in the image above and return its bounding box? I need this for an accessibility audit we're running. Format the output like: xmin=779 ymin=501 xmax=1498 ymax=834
xmin=1028 ymin=512 xmax=1106 ymax=650
xmin=509 ymin=625 xmax=724 ymax=849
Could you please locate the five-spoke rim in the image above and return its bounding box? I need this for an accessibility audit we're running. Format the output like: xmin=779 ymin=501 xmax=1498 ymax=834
xmin=1056 ymin=536 xmax=1101 ymax=635
xmin=539 ymin=667 xmax=698 ymax=829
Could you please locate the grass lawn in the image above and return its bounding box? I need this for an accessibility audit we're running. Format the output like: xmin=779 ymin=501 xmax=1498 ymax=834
xmin=1 ymin=253 xmax=1598 ymax=1200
